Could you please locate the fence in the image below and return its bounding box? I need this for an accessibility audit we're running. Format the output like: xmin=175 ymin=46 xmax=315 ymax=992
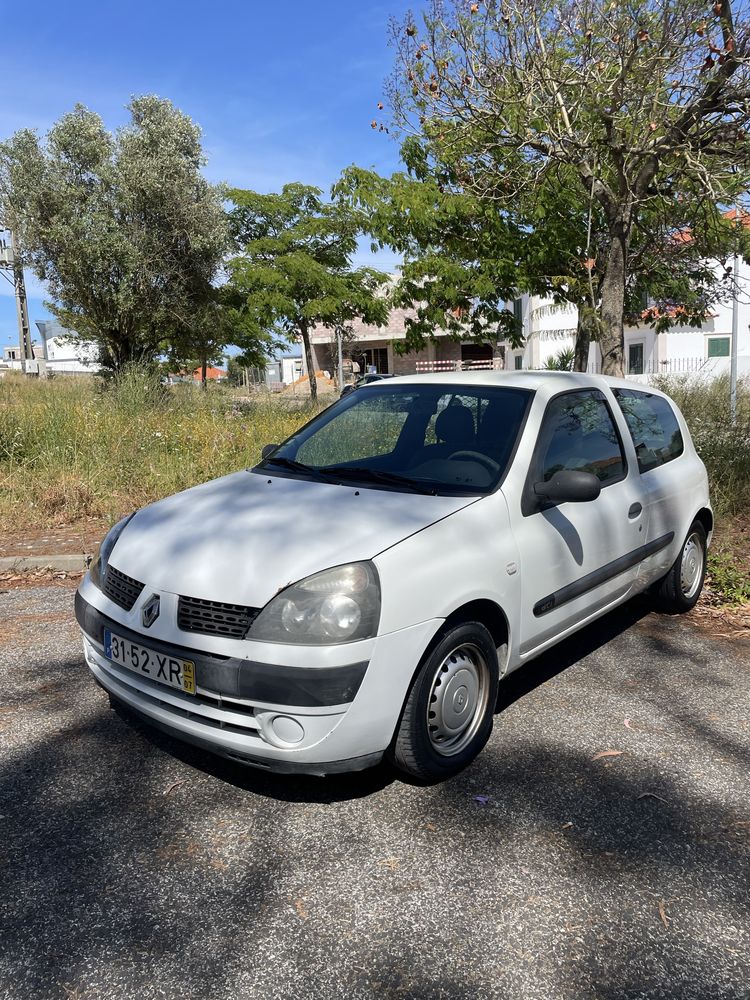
xmin=414 ymin=358 xmax=502 ymax=373
xmin=586 ymin=357 xmax=708 ymax=376
xmin=414 ymin=356 xmax=713 ymax=376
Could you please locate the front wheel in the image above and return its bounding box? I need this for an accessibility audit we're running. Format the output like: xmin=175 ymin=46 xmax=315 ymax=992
xmin=388 ymin=622 xmax=500 ymax=782
xmin=652 ymin=520 xmax=707 ymax=613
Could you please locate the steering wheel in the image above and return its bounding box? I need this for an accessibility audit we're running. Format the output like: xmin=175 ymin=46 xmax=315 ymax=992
xmin=447 ymin=450 xmax=501 ymax=474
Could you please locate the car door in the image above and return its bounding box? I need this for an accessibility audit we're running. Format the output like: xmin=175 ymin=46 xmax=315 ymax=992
xmin=611 ymin=387 xmax=696 ymax=588
xmin=511 ymin=387 xmax=648 ymax=658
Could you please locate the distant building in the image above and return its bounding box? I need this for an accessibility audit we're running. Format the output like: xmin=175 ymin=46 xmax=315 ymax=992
xmin=265 ymin=351 xmax=303 ymax=390
xmin=308 ymin=302 xmax=504 ymax=378
xmin=35 ymin=320 xmax=99 ymax=374
xmin=191 ymin=366 xmax=227 ymax=382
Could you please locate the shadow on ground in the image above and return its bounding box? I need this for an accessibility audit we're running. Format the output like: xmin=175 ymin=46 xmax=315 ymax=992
xmin=1 ymin=595 xmax=748 ymax=999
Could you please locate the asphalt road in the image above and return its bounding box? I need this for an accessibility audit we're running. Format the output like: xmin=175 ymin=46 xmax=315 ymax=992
xmin=1 ymin=584 xmax=749 ymax=1000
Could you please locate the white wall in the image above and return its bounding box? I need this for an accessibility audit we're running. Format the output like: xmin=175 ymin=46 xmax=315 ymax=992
xmin=520 ymin=254 xmax=750 ymax=374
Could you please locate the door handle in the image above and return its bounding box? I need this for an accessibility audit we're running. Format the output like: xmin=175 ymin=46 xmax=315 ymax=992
xmin=628 ymin=502 xmax=643 ymax=519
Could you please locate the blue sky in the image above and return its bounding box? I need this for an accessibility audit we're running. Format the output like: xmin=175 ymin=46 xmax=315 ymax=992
xmin=1 ymin=0 xmax=417 ymax=353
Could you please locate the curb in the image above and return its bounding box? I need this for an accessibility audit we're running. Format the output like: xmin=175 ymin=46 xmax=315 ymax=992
xmin=0 ymin=554 xmax=91 ymax=573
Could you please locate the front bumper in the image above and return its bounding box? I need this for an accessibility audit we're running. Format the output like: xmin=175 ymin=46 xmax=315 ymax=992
xmin=75 ymin=589 xmax=440 ymax=775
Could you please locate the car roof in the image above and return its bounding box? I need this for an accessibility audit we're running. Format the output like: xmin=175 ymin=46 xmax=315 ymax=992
xmin=381 ymin=370 xmax=597 ymax=392
xmin=375 ymin=369 xmax=676 ymax=401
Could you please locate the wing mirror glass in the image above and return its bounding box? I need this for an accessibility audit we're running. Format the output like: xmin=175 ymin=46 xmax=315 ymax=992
xmin=534 ymin=470 xmax=601 ymax=504
xmin=261 ymin=444 xmax=279 ymax=460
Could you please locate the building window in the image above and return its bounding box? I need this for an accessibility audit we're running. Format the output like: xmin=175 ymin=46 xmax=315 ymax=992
xmin=355 ymin=347 xmax=389 ymax=374
xmin=514 ymin=355 xmax=523 ymax=370
xmin=513 ymin=298 xmax=523 ymax=340
xmin=707 ymin=336 xmax=730 ymax=358
xmin=628 ymin=343 xmax=644 ymax=375
xmin=461 ymin=343 xmax=493 ymax=369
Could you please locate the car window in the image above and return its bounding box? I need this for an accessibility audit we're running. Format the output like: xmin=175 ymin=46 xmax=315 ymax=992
xmin=613 ymin=388 xmax=684 ymax=473
xmin=261 ymin=384 xmax=532 ymax=495
xmin=538 ymin=390 xmax=626 ymax=485
xmin=424 ymin=394 xmax=489 ymax=445
xmin=297 ymin=394 xmax=411 ymax=467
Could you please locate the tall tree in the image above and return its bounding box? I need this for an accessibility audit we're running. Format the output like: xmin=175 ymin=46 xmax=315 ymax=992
xmin=225 ymin=184 xmax=390 ymax=401
xmin=0 ymin=96 xmax=228 ymax=372
xmin=386 ymin=0 xmax=750 ymax=374
xmin=337 ymin=157 xmax=741 ymax=370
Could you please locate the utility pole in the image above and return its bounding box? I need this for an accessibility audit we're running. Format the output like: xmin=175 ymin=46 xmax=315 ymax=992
xmin=0 ymin=229 xmax=35 ymax=372
xmin=335 ymin=325 xmax=344 ymax=393
xmin=730 ymin=208 xmax=740 ymax=425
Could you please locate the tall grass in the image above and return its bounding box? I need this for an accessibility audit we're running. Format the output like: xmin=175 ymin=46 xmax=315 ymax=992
xmin=1 ymin=369 xmax=748 ymax=532
xmin=0 ymin=370 xmax=319 ymax=530
xmin=650 ymin=373 xmax=750 ymax=518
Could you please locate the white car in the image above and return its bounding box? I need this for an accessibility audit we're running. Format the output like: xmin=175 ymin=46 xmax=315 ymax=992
xmin=76 ymin=372 xmax=712 ymax=781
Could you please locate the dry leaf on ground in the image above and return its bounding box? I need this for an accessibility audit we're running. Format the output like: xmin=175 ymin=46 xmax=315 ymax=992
xmin=162 ymin=778 xmax=188 ymax=797
xmin=592 ymin=750 xmax=625 ymax=761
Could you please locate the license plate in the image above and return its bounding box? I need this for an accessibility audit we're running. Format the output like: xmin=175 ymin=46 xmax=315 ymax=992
xmin=104 ymin=629 xmax=195 ymax=695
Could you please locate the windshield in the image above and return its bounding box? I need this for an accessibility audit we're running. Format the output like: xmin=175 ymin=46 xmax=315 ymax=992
xmin=255 ymin=382 xmax=533 ymax=495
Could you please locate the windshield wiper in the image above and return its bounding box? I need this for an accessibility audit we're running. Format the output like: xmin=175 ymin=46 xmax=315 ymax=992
xmin=260 ymin=455 xmax=331 ymax=483
xmin=319 ymin=465 xmax=437 ymax=495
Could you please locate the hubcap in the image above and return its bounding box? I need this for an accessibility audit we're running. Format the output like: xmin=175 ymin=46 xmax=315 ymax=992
xmin=680 ymin=532 xmax=704 ymax=599
xmin=426 ymin=643 xmax=490 ymax=756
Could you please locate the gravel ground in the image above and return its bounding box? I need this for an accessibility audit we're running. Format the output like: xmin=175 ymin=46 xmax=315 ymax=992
xmin=1 ymin=584 xmax=748 ymax=1000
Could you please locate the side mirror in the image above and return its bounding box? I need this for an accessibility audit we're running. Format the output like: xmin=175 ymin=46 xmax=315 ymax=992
xmin=261 ymin=444 xmax=279 ymax=460
xmin=534 ymin=470 xmax=601 ymax=504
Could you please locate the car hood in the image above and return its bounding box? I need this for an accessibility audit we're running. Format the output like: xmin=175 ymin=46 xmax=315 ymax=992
xmin=108 ymin=470 xmax=477 ymax=607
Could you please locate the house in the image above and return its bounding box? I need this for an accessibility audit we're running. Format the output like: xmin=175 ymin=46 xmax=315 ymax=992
xmin=307 ymin=254 xmax=750 ymax=379
xmin=515 ymin=210 xmax=750 ymax=376
xmin=191 ymin=366 xmax=227 ymax=382
xmin=307 ymin=303 xmax=507 ymax=377
xmin=512 ymin=264 xmax=750 ymax=376
xmin=35 ymin=320 xmax=99 ymax=373
xmin=265 ymin=351 xmax=303 ymax=390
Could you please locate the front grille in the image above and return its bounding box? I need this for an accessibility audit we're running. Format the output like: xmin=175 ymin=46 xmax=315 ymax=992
xmin=103 ymin=566 xmax=144 ymax=611
xmin=177 ymin=595 xmax=260 ymax=639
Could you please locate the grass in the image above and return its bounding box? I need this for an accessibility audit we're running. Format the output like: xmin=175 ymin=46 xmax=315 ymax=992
xmin=650 ymin=373 xmax=750 ymax=607
xmin=650 ymin=372 xmax=750 ymax=519
xmin=2 ymin=367 xmax=749 ymax=605
xmin=0 ymin=369 xmax=319 ymax=530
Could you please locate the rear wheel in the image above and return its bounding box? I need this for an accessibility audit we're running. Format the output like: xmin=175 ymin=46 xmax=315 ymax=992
xmin=389 ymin=622 xmax=499 ymax=782
xmin=652 ymin=520 xmax=707 ymax=613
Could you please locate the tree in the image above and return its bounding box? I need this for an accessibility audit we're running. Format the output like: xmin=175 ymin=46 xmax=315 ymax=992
xmin=337 ymin=158 xmax=741 ymax=370
xmin=225 ymin=184 xmax=390 ymax=401
xmin=167 ymin=289 xmax=281 ymax=389
xmin=0 ymin=96 xmax=228 ymax=373
xmin=387 ymin=0 xmax=750 ymax=374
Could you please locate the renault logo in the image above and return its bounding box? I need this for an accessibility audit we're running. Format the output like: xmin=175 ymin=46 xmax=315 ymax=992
xmin=141 ymin=594 xmax=161 ymax=628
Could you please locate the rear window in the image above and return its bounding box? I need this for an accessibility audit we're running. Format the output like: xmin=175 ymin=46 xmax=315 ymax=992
xmin=613 ymin=388 xmax=684 ymax=473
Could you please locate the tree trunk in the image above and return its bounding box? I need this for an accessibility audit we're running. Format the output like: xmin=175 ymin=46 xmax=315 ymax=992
xmin=573 ymin=307 xmax=592 ymax=372
xmin=598 ymin=226 xmax=628 ymax=376
xmin=300 ymin=319 xmax=317 ymax=403
xmin=200 ymin=352 xmax=208 ymax=390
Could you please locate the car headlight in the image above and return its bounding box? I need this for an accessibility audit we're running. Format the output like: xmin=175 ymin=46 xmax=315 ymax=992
xmin=249 ymin=562 xmax=381 ymax=645
xmin=89 ymin=513 xmax=135 ymax=590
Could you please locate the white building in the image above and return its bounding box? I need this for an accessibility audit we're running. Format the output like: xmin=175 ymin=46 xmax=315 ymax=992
xmin=265 ymin=351 xmax=303 ymax=390
xmin=35 ymin=320 xmax=99 ymax=373
xmin=514 ymin=255 xmax=750 ymax=377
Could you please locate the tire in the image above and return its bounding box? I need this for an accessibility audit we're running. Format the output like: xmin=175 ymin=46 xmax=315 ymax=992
xmin=388 ymin=621 xmax=500 ymax=782
xmin=652 ymin=520 xmax=707 ymax=613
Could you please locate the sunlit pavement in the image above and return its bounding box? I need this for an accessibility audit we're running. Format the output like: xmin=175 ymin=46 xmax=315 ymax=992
xmin=1 ymin=584 xmax=748 ymax=1000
